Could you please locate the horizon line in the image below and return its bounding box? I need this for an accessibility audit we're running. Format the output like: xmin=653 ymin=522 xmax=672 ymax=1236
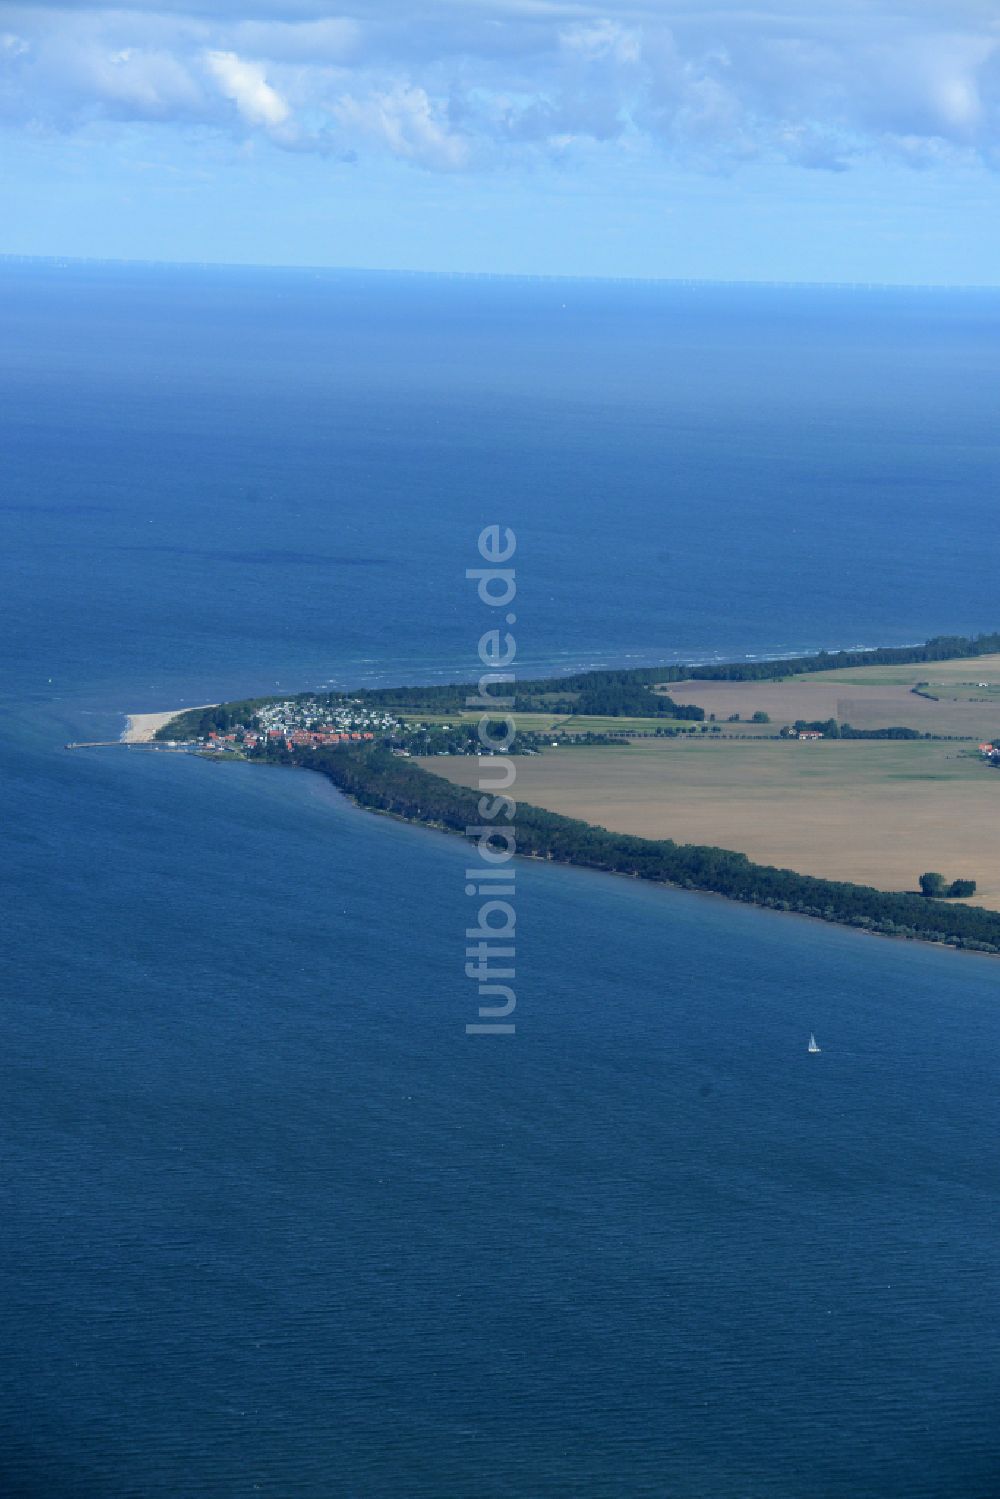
xmin=1 ymin=251 xmax=998 ymax=293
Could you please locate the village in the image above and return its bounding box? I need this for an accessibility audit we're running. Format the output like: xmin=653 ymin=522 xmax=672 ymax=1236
xmin=202 ymin=695 xmax=405 ymax=755
xmin=195 ymin=693 xmax=505 ymax=759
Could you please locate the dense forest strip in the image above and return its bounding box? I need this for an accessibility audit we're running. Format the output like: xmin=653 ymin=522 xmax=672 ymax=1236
xmin=287 ymin=746 xmax=1000 ymax=954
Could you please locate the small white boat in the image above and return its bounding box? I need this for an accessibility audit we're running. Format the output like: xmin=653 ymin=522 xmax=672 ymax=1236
xmin=807 ymin=1033 xmax=821 ymax=1054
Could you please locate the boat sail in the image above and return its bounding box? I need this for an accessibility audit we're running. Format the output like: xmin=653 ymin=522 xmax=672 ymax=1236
xmin=807 ymin=1034 xmax=821 ymax=1053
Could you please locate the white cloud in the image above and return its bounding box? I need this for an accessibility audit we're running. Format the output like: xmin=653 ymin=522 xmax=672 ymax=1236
xmin=880 ymin=34 xmax=996 ymax=135
xmin=91 ymin=46 xmax=203 ymax=116
xmin=3 ymin=1 xmax=1000 ymax=175
xmin=204 ymin=49 xmax=289 ymax=128
xmin=333 ymin=84 xmax=470 ymax=170
xmin=559 ymin=21 xmax=642 ymax=67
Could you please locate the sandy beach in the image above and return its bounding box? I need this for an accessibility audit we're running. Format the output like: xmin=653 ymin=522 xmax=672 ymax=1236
xmin=122 ymin=706 xmax=215 ymax=744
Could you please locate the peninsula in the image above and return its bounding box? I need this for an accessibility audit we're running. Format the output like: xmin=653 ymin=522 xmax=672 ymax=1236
xmin=147 ymin=631 xmax=1000 ymax=954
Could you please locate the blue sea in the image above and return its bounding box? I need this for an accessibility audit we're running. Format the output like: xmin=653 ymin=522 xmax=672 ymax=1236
xmin=2 ymin=261 xmax=999 ymax=1497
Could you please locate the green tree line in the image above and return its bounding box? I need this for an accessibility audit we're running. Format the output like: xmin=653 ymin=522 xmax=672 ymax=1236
xmin=281 ymin=745 xmax=1000 ymax=954
xmin=346 ymin=629 xmax=1000 ymax=717
xmin=788 ymin=719 xmax=924 ymax=740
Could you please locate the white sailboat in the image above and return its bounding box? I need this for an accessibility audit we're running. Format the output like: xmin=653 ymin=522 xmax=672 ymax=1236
xmin=807 ymin=1033 xmax=821 ymax=1053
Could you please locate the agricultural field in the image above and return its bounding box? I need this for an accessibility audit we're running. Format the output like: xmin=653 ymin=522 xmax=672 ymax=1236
xmin=399 ymin=653 xmax=1000 ymax=740
xmin=420 ymin=735 xmax=1000 ymax=908
xmin=399 ymin=709 xmax=567 ymax=733
xmin=808 ymin=652 xmax=1000 ymax=688
xmin=400 ymin=708 xmax=721 ymax=736
xmin=662 ymin=653 xmax=1000 ymax=737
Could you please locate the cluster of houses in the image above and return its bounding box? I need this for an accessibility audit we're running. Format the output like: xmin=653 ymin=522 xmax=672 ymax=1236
xmin=208 ymin=727 xmax=377 ymax=752
xmin=204 ymin=695 xmax=403 ymax=755
xmin=778 ymin=724 xmax=826 ymax=740
xmin=978 ymin=742 xmax=999 ymax=762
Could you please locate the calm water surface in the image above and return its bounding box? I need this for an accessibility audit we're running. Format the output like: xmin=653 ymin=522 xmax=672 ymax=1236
xmin=2 ymin=264 xmax=999 ymax=1496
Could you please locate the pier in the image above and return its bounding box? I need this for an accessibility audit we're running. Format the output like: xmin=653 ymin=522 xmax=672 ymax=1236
xmin=65 ymin=740 xmax=175 ymax=750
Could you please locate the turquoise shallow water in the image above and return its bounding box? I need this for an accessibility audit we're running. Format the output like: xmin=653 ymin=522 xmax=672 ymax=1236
xmin=2 ymin=264 xmax=1000 ymax=1496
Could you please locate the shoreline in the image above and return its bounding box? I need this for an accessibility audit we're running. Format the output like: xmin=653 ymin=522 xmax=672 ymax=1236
xmin=292 ymin=747 xmax=1000 ymax=956
xmin=327 ymin=774 xmax=1000 ymax=963
xmin=135 ymin=631 xmax=1000 ymax=956
xmin=131 ymin=725 xmax=1000 ymax=957
xmin=122 ymin=706 xmax=216 ymax=744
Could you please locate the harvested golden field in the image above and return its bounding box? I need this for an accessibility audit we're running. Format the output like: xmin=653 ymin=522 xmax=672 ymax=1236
xmin=814 ymin=652 xmax=1000 ymax=687
xmin=420 ymin=738 xmax=1000 ymax=908
xmin=663 ymin=662 xmax=1000 ymax=737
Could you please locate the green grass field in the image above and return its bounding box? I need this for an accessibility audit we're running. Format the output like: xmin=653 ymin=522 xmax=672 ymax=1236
xmin=796 ymin=652 xmax=1000 ymax=688
xmin=400 ymin=708 xmax=715 ymax=735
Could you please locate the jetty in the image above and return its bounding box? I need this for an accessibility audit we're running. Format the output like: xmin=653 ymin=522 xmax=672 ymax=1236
xmin=65 ymin=740 xmax=176 ymax=750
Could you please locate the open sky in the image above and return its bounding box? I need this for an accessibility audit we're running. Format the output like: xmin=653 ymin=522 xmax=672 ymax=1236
xmin=3 ymin=1 xmax=1000 ymax=281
